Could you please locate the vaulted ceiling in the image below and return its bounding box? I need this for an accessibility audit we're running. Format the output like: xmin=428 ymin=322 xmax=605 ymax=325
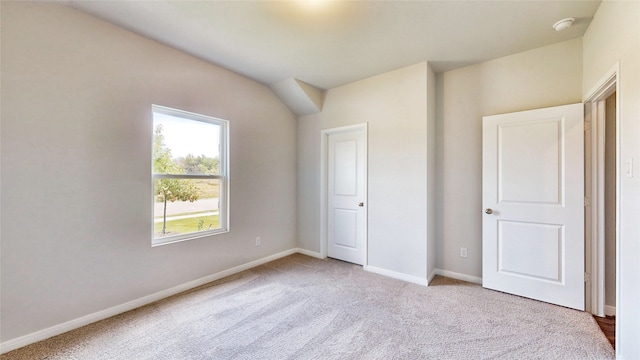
xmin=66 ymin=0 xmax=601 ymax=113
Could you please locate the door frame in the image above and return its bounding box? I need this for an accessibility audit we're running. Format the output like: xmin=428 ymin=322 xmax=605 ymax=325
xmin=320 ymin=123 xmax=368 ymax=265
xmin=584 ymin=62 xmax=620 ymax=321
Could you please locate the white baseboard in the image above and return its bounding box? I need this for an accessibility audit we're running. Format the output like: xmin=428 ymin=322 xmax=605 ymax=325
xmin=605 ymin=305 xmax=616 ymax=317
xmin=294 ymin=248 xmax=324 ymax=259
xmin=0 ymin=250 xmax=485 ymax=354
xmin=0 ymin=249 xmax=298 ymax=355
xmin=297 ymin=249 xmax=431 ymax=287
xmin=364 ymin=265 xmax=429 ymax=286
xmin=434 ymin=269 xmax=483 ymax=285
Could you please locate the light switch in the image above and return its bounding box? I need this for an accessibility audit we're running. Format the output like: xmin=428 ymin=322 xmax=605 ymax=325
xmin=626 ymin=158 xmax=633 ymax=178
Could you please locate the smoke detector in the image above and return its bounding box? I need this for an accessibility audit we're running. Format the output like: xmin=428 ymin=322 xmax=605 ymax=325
xmin=553 ymin=18 xmax=575 ymax=32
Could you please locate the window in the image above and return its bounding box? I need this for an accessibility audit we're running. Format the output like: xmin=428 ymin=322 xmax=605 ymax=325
xmin=152 ymin=105 xmax=229 ymax=245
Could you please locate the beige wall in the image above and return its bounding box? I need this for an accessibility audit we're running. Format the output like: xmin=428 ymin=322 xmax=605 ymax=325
xmin=426 ymin=65 xmax=437 ymax=279
xmin=583 ymin=1 xmax=640 ymax=357
xmin=436 ymin=38 xmax=583 ymax=279
xmin=1 ymin=2 xmax=297 ymax=343
xmin=297 ymin=62 xmax=435 ymax=281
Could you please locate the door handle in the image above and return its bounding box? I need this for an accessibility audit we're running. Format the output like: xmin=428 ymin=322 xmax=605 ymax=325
xmin=358 ymin=202 xmax=364 ymax=207
xmin=485 ymin=208 xmax=493 ymax=214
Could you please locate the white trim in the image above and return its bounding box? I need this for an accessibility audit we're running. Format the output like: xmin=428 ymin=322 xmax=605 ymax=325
xmin=583 ymin=62 xmax=620 ymax=321
xmin=583 ymin=63 xmax=618 ymax=103
xmin=434 ymin=269 xmax=483 ymax=285
xmin=320 ymin=123 xmax=368 ymax=265
xmin=0 ymin=249 xmax=297 ymax=355
xmin=364 ymin=265 xmax=428 ymax=286
xmin=320 ymin=131 xmax=328 ymax=259
xmin=605 ymin=305 xmax=616 ymax=317
xmin=586 ymin=99 xmax=607 ymax=317
xmin=294 ymin=248 xmax=324 ymax=259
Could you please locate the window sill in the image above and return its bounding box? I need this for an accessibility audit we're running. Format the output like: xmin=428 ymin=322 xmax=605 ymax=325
xmin=152 ymin=229 xmax=229 ymax=247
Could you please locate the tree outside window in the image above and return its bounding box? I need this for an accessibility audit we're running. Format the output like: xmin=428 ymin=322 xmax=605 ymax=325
xmin=152 ymin=105 xmax=229 ymax=245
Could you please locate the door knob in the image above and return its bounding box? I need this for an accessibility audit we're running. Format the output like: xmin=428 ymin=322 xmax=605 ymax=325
xmin=485 ymin=208 xmax=493 ymax=214
xmin=358 ymin=202 xmax=364 ymax=207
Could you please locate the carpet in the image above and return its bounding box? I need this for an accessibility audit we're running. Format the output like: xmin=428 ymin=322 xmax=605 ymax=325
xmin=1 ymin=254 xmax=614 ymax=359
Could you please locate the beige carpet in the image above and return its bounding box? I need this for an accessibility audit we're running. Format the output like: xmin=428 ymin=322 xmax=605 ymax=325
xmin=1 ymin=254 xmax=614 ymax=359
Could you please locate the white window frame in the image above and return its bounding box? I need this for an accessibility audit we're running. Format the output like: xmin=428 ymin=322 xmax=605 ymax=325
xmin=151 ymin=105 xmax=229 ymax=246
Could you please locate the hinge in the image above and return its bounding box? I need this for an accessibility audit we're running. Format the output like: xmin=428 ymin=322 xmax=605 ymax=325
xmin=584 ymin=197 xmax=591 ymax=207
xmin=584 ymin=121 xmax=591 ymax=132
xmin=585 ymin=272 xmax=590 ymax=283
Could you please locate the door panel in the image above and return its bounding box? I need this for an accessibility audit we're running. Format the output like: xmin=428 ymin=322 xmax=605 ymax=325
xmin=498 ymin=221 xmax=563 ymax=282
xmin=483 ymin=103 xmax=584 ymax=310
xmin=328 ymin=129 xmax=366 ymax=265
xmin=333 ymin=209 xmax=358 ymax=248
xmin=334 ymin=140 xmax=358 ymax=195
xmin=499 ymin=120 xmax=562 ymax=204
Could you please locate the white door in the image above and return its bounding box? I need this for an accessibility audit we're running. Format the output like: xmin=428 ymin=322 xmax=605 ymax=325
xmin=482 ymin=103 xmax=584 ymax=310
xmin=327 ymin=129 xmax=367 ymax=265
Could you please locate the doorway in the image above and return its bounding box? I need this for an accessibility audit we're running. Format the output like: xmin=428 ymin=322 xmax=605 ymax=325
xmin=584 ymin=64 xmax=619 ymax=323
xmin=590 ymin=91 xmax=617 ymax=350
xmin=320 ymin=124 xmax=368 ymax=266
xmin=603 ymin=92 xmax=617 ymax=318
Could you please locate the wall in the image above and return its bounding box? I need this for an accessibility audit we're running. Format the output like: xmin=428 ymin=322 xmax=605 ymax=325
xmin=583 ymin=1 xmax=640 ymax=357
xmin=297 ymin=62 xmax=434 ymax=282
xmin=426 ymin=65 xmax=437 ymax=280
xmin=436 ymin=38 xmax=583 ymax=279
xmin=0 ymin=2 xmax=297 ymax=344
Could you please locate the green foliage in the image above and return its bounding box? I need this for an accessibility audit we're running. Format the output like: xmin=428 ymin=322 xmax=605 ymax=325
xmin=153 ymin=124 xmax=177 ymax=174
xmin=179 ymin=154 xmax=219 ymax=175
xmin=154 ymin=178 xmax=199 ymax=203
xmin=154 ymin=215 xmax=219 ymax=236
xmin=153 ymin=124 xmax=201 ymax=234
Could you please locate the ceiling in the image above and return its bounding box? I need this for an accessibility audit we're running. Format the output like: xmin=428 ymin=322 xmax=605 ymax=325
xmin=66 ymin=0 xmax=600 ymax=91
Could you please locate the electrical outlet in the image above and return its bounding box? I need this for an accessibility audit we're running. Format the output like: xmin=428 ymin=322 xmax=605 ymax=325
xmin=255 ymin=237 xmax=261 ymax=246
xmin=460 ymin=247 xmax=468 ymax=258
